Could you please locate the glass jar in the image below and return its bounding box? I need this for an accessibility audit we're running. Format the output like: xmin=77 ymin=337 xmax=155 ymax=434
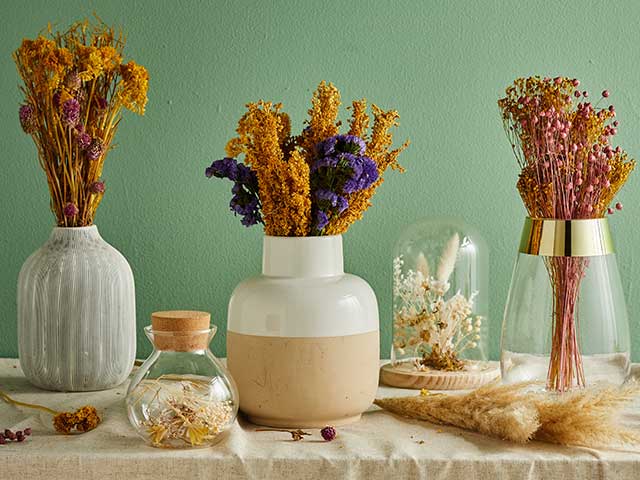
xmin=382 ymin=218 xmax=496 ymax=390
xmin=501 ymin=218 xmax=631 ymax=391
xmin=126 ymin=311 xmax=238 ymax=448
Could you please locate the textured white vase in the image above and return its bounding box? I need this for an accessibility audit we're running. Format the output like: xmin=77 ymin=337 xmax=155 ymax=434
xmin=17 ymin=226 xmax=136 ymax=391
xmin=227 ymin=235 xmax=380 ymax=428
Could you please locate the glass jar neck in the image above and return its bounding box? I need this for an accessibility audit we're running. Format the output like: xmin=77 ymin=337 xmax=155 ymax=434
xmin=261 ymin=235 xmax=344 ymax=278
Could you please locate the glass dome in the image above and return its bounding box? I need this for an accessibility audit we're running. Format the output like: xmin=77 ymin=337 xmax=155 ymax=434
xmin=390 ymin=218 xmax=489 ymax=374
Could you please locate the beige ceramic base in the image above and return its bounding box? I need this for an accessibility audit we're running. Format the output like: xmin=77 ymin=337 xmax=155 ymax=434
xmin=380 ymin=360 xmax=500 ymax=390
xmin=247 ymin=414 xmax=362 ymax=429
xmin=227 ymin=330 xmax=379 ymax=428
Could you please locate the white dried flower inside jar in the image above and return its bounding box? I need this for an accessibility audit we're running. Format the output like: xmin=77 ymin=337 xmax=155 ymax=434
xmin=126 ymin=311 xmax=239 ymax=448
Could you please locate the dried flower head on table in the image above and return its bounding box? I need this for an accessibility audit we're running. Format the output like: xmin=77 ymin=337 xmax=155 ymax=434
xmin=375 ymin=382 xmax=640 ymax=448
xmin=0 ymin=390 xmax=100 ymax=434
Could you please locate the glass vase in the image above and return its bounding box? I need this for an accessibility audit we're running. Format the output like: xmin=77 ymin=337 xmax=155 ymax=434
xmin=501 ymin=218 xmax=631 ymax=391
xmin=126 ymin=311 xmax=238 ymax=448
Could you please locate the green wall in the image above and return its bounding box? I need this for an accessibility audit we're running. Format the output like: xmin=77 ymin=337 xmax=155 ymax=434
xmin=2 ymin=0 xmax=640 ymax=360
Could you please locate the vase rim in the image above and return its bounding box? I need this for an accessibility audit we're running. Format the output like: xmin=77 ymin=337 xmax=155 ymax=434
xmin=520 ymin=216 xmax=613 ymax=257
xmin=263 ymin=234 xmax=342 ymax=240
xmin=262 ymin=234 xmax=344 ymax=277
xmin=52 ymin=224 xmax=98 ymax=231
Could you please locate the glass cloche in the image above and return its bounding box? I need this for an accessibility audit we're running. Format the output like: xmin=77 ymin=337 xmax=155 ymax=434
xmin=381 ymin=218 xmax=498 ymax=390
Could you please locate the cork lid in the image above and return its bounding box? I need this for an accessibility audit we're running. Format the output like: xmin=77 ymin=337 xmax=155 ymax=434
xmin=151 ymin=310 xmax=212 ymax=351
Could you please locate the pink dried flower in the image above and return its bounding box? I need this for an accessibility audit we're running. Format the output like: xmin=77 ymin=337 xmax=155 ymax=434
xmin=320 ymin=426 xmax=336 ymax=441
xmin=89 ymin=181 xmax=105 ymax=194
xmin=63 ymin=203 xmax=79 ymax=217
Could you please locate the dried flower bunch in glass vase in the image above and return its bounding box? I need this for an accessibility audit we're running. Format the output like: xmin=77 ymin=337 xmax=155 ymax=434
xmin=380 ymin=218 xmax=499 ymax=390
xmin=498 ymin=76 xmax=635 ymax=392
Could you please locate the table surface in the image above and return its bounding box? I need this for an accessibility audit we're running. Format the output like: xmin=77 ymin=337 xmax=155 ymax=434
xmin=1 ymin=358 xmax=640 ymax=480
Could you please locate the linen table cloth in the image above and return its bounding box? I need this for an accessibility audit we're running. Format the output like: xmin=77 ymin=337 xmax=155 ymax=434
xmin=1 ymin=359 xmax=639 ymax=479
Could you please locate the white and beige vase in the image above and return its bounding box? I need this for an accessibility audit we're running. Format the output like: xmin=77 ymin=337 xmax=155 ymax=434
xmin=17 ymin=226 xmax=136 ymax=391
xmin=227 ymin=235 xmax=379 ymax=428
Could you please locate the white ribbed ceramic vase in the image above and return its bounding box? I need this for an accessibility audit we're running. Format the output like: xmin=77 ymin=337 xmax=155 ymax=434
xmin=227 ymin=235 xmax=379 ymax=428
xmin=18 ymin=226 xmax=136 ymax=391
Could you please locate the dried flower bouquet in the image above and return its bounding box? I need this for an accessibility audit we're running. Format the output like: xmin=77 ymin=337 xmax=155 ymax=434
xmin=498 ymin=77 xmax=635 ymax=391
xmin=14 ymin=19 xmax=149 ymax=226
xmin=392 ymin=234 xmax=483 ymax=372
xmin=205 ymin=81 xmax=409 ymax=235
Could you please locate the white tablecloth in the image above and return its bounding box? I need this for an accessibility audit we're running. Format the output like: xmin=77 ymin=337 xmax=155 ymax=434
xmin=1 ymin=358 xmax=639 ymax=479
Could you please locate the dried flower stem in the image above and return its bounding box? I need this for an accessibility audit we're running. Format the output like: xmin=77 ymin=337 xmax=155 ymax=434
xmin=0 ymin=389 xmax=100 ymax=434
xmin=376 ymin=382 xmax=640 ymax=448
xmin=255 ymin=428 xmax=311 ymax=441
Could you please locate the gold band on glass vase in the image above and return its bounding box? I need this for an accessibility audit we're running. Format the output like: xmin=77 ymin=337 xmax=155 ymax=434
xmin=519 ymin=217 xmax=614 ymax=257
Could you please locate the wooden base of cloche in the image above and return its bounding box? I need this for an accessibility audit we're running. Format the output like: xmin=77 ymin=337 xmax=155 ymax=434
xmin=380 ymin=360 xmax=501 ymax=390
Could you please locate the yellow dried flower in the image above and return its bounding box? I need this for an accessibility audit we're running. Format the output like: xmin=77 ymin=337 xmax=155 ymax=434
xmin=299 ymin=81 xmax=341 ymax=163
xmin=226 ymin=101 xmax=311 ymax=236
xmin=118 ymin=61 xmax=149 ymax=114
xmin=348 ymin=99 xmax=370 ymax=140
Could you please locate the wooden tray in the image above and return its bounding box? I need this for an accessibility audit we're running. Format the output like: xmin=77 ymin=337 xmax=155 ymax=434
xmin=380 ymin=361 xmax=501 ymax=390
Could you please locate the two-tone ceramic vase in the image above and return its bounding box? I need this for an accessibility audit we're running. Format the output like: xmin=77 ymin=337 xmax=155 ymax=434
xmin=227 ymin=235 xmax=379 ymax=428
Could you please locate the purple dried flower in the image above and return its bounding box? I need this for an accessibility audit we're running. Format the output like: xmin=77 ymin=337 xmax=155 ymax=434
xmin=314 ymin=210 xmax=329 ymax=231
xmin=343 ymin=156 xmax=378 ymax=193
xmin=63 ymin=203 xmax=79 ymax=217
xmin=320 ymin=426 xmax=336 ymax=441
xmin=206 ymin=157 xmax=263 ymax=227
xmin=336 ymin=134 xmax=366 ymax=155
xmin=206 ymin=158 xmax=239 ymax=180
xmin=311 ymin=156 xmax=340 ymax=172
xmin=86 ymin=139 xmax=104 ymax=161
xmin=61 ymin=98 xmax=81 ymax=127
xmin=316 ymin=136 xmax=338 ymax=157
xmin=77 ymin=132 xmax=91 ymax=150
xmin=53 ymin=91 xmax=61 ymax=108
xmin=314 ymin=189 xmax=348 ymax=214
xmin=89 ymin=181 xmax=105 ymax=194
xmin=19 ymin=104 xmax=36 ymax=134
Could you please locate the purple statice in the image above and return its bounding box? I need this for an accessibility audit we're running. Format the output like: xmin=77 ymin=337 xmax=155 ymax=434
xmin=63 ymin=203 xmax=79 ymax=217
xmin=61 ymin=98 xmax=81 ymax=127
xmin=314 ymin=210 xmax=329 ymax=231
xmin=343 ymin=156 xmax=378 ymax=193
xmin=76 ymin=132 xmax=91 ymax=150
xmin=19 ymin=104 xmax=37 ymax=134
xmin=206 ymin=157 xmax=239 ymax=180
xmin=52 ymin=91 xmax=61 ymax=108
xmin=86 ymin=139 xmax=104 ymax=161
xmin=314 ymin=189 xmax=348 ymax=214
xmin=89 ymin=181 xmax=105 ymax=194
xmin=309 ymin=133 xmax=377 ymax=234
xmin=205 ymin=157 xmax=263 ymax=227
xmin=316 ymin=134 xmax=366 ymax=157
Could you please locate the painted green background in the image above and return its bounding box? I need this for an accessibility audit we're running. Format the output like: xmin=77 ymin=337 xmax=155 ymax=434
xmin=1 ymin=0 xmax=640 ymax=360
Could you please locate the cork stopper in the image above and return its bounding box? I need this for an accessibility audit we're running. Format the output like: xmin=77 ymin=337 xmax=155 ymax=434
xmin=151 ymin=310 xmax=211 ymax=351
